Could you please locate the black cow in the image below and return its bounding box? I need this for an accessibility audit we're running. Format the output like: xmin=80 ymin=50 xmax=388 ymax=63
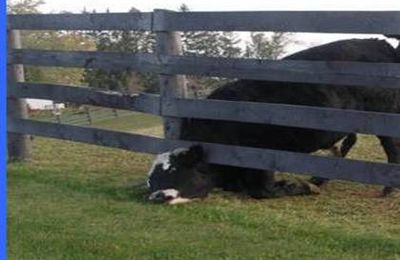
xmin=147 ymin=38 xmax=400 ymax=204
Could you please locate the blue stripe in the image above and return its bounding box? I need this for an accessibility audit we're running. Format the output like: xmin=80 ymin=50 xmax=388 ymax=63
xmin=0 ymin=0 xmax=7 ymax=258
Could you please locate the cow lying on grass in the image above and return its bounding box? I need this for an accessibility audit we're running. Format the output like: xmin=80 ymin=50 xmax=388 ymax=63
xmin=147 ymin=38 xmax=400 ymax=204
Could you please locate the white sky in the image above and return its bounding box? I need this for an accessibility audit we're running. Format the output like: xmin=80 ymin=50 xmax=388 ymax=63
xmin=35 ymin=0 xmax=400 ymax=53
xmin=38 ymin=0 xmax=400 ymax=13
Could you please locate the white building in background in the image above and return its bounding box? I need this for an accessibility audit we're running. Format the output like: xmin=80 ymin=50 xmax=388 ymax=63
xmin=26 ymin=99 xmax=65 ymax=110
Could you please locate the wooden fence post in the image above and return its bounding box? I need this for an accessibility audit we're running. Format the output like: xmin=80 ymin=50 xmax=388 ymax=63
xmin=84 ymin=106 xmax=92 ymax=125
xmin=52 ymin=102 xmax=62 ymax=123
xmin=154 ymin=9 xmax=188 ymax=140
xmin=112 ymin=108 xmax=118 ymax=118
xmin=7 ymin=30 xmax=32 ymax=161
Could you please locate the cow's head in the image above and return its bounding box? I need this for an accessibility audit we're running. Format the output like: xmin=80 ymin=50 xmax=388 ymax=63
xmin=147 ymin=146 xmax=213 ymax=204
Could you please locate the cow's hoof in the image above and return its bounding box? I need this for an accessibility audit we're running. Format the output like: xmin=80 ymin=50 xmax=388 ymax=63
xmin=309 ymin=177 xmax=329 ymax=187
xmin=305 ymin=182 xmax=321 ymax=195
xmin=248 ymin=190 xmax=274 ymax=199
xmin=380 ymin=187 xmax=399 ymax=198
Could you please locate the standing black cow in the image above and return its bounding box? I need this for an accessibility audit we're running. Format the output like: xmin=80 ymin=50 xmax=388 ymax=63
xmin=147 ymin=38 xmax=400 ymax=204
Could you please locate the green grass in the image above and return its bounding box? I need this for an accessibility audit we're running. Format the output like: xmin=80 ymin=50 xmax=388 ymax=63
xmin=92 ymin=112 xmax=162 ymax=132
xmin=8 ymin=115 xmax=400 ymax=259
xmin=30 ymin=107 xmax=162 ymax=131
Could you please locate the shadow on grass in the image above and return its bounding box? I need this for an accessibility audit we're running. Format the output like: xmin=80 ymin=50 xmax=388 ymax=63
xmin=9 ymin=167 xmax=151 ymax=204
xmin=9 ymin=165 xmax=330 ymax=206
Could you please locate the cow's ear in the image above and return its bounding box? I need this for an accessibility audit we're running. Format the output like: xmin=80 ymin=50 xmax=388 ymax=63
xmin=187 ymin=145 xmax=204 ymax=162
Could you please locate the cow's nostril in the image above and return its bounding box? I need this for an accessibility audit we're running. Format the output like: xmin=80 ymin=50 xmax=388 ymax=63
xmin=164 ymin=195 xmax=175 ymax=201
xmin=149 ymin=191 xmax=164 ymax=201
xmin=149 ymin=189 xmax=180 ymax=202
xmin=157 ymin=192 xmax=166 ymax=199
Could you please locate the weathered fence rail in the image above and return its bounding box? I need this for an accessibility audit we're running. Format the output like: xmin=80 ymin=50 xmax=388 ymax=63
xmin=7 ymin=82 xmax=400 ymax=138
xmin=8 ymin=119 xmax=400 ymax=188
xmin=163 ymin=98 xmax=400 ymax=138
xmin=8 ymin=82 xmax=160 ymax=114
xmin=152 ymin=11 xmax=400 ymax=34
xmin=160 ymin=55 xmax=400 ymax=88
xmin=7 ymin=9 xmax=400 ymax=187
xmin=9 ymin=49 xmax=400 ymax=88
xmin=9 ymin=49 xmax=160 ymax=73
xmin=7 ymin=12 xmax=153 ymax=30
xmin=10 ymin=11 xmax=399 ymax=34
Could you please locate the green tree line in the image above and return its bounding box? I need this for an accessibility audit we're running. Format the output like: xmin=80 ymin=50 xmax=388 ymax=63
xmin=8 ymin=1 xmax=294 ymax=96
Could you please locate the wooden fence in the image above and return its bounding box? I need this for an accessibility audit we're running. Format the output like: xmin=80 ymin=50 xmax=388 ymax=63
xmin=7 ymin=10 xmax=400 ymax=188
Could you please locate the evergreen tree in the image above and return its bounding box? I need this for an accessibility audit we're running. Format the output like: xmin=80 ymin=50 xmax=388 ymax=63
xmin=180 ymin=4 xmax=241 ymax=58
xmin=8 ymin=0 xmax=94 ymax=85
xmin=82 ymin=8 xmax=158 ymax=93
xmin=218 ymin=32 xmax=242 ymax=58
xmin=244 ymin=32 xmax=293 ymax=60
xmin=7 ymin=0 xmax=44 ymax=14
xmin=179 ymin=4 xmax=243 ymax=97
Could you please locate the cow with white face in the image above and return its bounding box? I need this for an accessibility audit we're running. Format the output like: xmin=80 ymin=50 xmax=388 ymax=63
xmin=147 ymin=146 xmax=320 ymax=204
xmin=147 ymin=146 xmax=214 ymax=204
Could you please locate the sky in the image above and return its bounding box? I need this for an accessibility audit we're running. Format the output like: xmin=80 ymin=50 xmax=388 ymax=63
xmin=38 ymin=0 xmax=400 ymax=13
xmin=34 ymin=0 xmax=400 ymax=52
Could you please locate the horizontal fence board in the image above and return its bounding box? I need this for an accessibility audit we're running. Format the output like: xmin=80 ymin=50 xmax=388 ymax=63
xmin=8 ymin=11 xmax=400 ymax=34
xmin=162 ymin=55 xmax=400 ymax=89
xmin=8 ymin=118 xmax=162 ymax=154
xmin=8 ymin=82 xmax=400 ymax=137
xmin=8 ymin=119 xmax=400 ymax=188
xmin=164 ymin=98 xmax=400 ymax=138
xmin=154 ymin=11 xmax=400 ymax=34
xmin=9 ymin=49 xmax=160 ymax=72
xmin=9 ymin=50 xmax=400 ymax=88
xmin=8 ymin=12 xmax=152 ymax=31
xmin=8 ymin=82 xmax=160 ymax=114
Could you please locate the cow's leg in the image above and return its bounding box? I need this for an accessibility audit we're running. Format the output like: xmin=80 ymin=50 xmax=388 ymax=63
xmin=377 ymin=136 xmax=400 ymax=196
xmin=310 ymin=133 xmax=357 ymax=186
xmin=218 ymin=171 xmax=244 ymax=192
xmin=340 ymin=133 xmax=357 ymax=157
xmin=271 ymin=179 xmax=321 ymax=198
xmin=309 ymin=146 xmax=341 ymax=186
xmin=245 ymin=170 xmax=276 ymax=198
xmin=246 ymin=170 xmax=320 ymax=199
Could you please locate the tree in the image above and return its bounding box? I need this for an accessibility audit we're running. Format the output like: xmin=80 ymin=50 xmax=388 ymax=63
xmin=8 ymin=0 xmax=95 ymax=85
xmin=22 ymin=30 xmax=94 ymax=84
xmin=244 ymin=32 xmax=293 ymax=60
xmin=7 ymin=0 xmax=43 ymax=14
xmin=180 ymin=4 xmax=241 ymax=58
xmin=218 ymin=32 xmax=242 ymax=58
xmin=82 ymin=8 xmax=158 ymax=93
xmin=179 ymin=4 xmax=243 ymax=97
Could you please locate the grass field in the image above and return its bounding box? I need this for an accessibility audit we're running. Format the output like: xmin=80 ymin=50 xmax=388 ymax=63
xmin=8 ymin=113 xmax=400 ymax=259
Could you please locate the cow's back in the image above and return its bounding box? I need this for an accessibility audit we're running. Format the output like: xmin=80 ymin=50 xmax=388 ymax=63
xmin=180 ymin=39 xmax=399 ymax=153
